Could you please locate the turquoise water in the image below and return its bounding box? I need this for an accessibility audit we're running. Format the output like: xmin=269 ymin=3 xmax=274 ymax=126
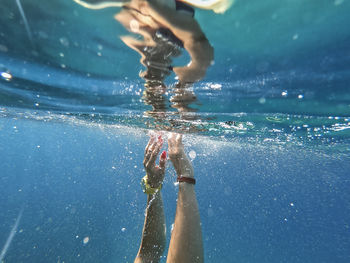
xmin=1 ymin=0 xmax=350 ymax=262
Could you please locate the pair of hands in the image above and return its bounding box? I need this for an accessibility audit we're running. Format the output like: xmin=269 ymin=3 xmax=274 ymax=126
xmin=143 ymin=133 xmax=194 ymax=188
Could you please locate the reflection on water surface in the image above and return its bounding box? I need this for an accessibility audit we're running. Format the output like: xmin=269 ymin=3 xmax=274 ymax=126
xmin=0 ymin=0 xmax=349 ymax=142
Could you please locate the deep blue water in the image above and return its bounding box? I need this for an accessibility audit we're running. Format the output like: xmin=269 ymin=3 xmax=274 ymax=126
xmin=1 ymin=117 xmax=350 ymax=263
xmin=1 ymin=0 xmax=350 ymax=262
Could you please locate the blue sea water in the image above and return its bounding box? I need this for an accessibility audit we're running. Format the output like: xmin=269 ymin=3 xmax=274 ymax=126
xmin=1 ymin=0 xmax=350 ymax=262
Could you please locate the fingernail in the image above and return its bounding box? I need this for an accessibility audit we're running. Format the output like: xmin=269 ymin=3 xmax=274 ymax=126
xmin=161 ymin=151 xmax=166 ymax=159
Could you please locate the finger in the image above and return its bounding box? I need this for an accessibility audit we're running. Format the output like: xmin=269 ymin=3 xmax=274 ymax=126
xmin=168 ymin=133 xmax=176 ymax=148
xmin=144 ymin=136 xmax=156 ymax=167
xmin=144 ymin=143 xmax=157 ymax=168
xmin=158 ymin=151 xmax=167 ymax=170
xmin=147 ymin=137 xmax=163 ymax=167
xmin=148 ymin=135 xmax=160 ymax=153
xmin=144 ymin=148 xmax=153 ymax=164
xmin=144 ymin=137 xmax=160 ymax=167
xmin=176 ymin=134 xmax=182 ymax=145
xmin=145 ymin=134 xmax=156 ymax=154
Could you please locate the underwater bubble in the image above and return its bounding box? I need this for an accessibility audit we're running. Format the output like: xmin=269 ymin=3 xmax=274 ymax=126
xmin=121 ymin=227 xmax=126 ymax=232
xmin=0 ymin=44 xmax=8 ymax=52
xmin=298 ymin=94 xmax=304 ymax=99
xmin=281 ymin=91 xmax=288 ymax=97
xmin=83 ymin=237 xmax=89 ymax=244
xmin=207 ymin=207 xmax=214 ymax=217
xmin=1 ymin=72 xmax=12 ymax=81
xmin=334 ymin=0 xmax=344 ymax=6
xmin=59 ymin=37 xmax=70 ymax=47
xmin=258 ymin=97 xmax=266 ymax=104
xmin=189 ymin=150 xmax=196 ymax=160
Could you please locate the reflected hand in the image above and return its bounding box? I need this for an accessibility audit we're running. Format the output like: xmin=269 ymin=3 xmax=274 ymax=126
xmin=144 ymin=135 xmax=167 ymax=188
xmin=173 ymin=65 xmax=207 ymax=84
xmin=168 ymin=133 xmax=194 ymax=178
xmin=173 ymin=38 xmax=214 ymax=84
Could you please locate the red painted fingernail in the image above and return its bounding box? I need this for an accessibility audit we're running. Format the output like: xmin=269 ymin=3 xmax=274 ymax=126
xmin=161 ymin=151 xmax=166 ymax=159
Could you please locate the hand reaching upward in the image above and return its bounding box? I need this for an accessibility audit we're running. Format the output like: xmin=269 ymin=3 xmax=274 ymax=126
xmin=168 ymin=133 xmax=194 ymax=178
xmin=143 ymin=134 xmax=167 ymax=188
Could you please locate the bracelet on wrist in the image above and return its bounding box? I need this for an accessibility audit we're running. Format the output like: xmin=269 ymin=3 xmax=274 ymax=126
xmin=141 ymin=175 xmax=162 ymax=195
xmin=177 ymin=176 xmax=196 ymax=185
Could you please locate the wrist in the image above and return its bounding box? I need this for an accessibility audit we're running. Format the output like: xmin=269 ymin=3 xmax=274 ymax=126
xmin=177 ymin=175 xmax=196 ymax=184
xmin=148 ymin=179 xmax=162 ymax=189
xmin=141 ymin=175 xmax=162 ymax=195
xmin=146 ymin=173 xmax=163 ymax=188
xmin=175 ymin=166 xmax=194 ymax=178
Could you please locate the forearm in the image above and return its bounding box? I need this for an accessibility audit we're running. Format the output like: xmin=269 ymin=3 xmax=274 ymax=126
xmin=167 ymin=183 xmax=203 ymax=263
xmin=185 ymin=38 xmax=214 ymax=67
xmin=135 ymin=192 xmax=166 ymax=263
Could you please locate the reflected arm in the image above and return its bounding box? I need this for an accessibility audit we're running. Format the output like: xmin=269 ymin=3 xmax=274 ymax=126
xmin=139 ymin=0 xmax=214 ymax=83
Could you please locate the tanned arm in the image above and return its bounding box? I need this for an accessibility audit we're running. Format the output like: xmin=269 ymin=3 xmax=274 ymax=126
xmin=135 ymin=135 xmax=167 ymax=263
xmin=167 ymin=133 xmax=204 ymax=263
